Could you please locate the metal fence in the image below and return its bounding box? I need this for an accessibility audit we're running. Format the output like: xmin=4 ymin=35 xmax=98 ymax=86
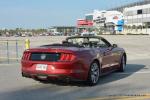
xmin=0 ymin=40 xmax=25 ymax=64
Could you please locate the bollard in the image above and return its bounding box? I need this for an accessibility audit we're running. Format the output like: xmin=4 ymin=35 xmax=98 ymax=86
xmin=6 ymin=40 xmax=9 ymax=63
xmin=16 ymin=40 xmax=19 ymax=62
xmin=25 ymin=39 xmax=30 ymax=49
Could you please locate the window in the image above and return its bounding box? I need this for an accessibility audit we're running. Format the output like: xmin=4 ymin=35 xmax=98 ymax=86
xmin=98 ymin=39 xmax=111 ymax=48
xmin=67 ymin=37 xmax=111 ymax=48
xmin=137 ymin=9 xmax=142 ymax=14
xmin=85 ymin=15 xmax=93 ymax=21
xmin=30 ymin=53 xmax=60 ymax=62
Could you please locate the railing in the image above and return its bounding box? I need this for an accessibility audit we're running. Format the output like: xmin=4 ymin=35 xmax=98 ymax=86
xmin=0 ymin=36 xmax=67 ymax=64
xmin=0 ymin=40 xmax=25 ymax=64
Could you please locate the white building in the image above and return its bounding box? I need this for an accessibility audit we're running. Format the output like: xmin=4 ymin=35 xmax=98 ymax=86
xmin=124 ymin=4 xmax=150 ymax=26
xmin=91 ymin=10 xmax=124 ymax=33
xmin=123 ymin=3 xmax=150 ymax=34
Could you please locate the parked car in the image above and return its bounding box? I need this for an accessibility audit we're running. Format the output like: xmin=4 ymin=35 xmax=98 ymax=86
xmin=81 ymin=32 xmax=97 ymax=36
xmin=14 ymin=34 xmax=20 ymax=37
xmin=68 ymin=32 xmax=76 ymax=36
xmin=21 ymin=34 xmax=26 ymax=37
xmin=52 ymin=32 xmax=63 ymax=36
xmin=21 ymin=36 xmax=126 ymax=86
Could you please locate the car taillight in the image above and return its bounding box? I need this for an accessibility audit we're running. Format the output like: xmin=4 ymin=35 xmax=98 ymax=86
xmin=22 ymin=52 xmax=30 ymax=60
xmin=59 ymin=53 xmax=75 ymax=61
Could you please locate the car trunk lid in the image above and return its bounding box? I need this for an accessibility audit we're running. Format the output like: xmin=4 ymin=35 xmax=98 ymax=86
xmin=22 ymin=46 xmax=77 ymax=62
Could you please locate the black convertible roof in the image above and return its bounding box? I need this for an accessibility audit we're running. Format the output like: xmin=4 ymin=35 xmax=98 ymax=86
xmin=66 ymin=36 xmax=104 ymax=40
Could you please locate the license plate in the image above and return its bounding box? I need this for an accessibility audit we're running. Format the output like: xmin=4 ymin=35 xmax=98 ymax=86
xmin=36 ymin=64 xmax=47 ymax=71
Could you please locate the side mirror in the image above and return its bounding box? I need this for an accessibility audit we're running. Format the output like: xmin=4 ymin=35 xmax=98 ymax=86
xmin=112 ymin=44 xmax=118 ymax=48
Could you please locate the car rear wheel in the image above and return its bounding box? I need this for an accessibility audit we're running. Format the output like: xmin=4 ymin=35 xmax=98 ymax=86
xmin=118 ymin=55 xmax=126 ymax=72
xmin=87 ymin=61 xmax=100 ymax=86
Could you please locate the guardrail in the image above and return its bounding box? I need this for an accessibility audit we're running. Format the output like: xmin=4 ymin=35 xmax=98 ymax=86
xmin=0 ymin=40 xmax=26 ymax=64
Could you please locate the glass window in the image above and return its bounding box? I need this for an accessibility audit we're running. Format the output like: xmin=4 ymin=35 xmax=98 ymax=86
xmin=137 ymin=9 xmax=142 ymax=14
xmin=86 ymin=15 xmax=93 ymax=21
xmin=67 ymin=37 xmax=111 ymax=48
xmin=97 ymin=39 xmax=109 ymax=48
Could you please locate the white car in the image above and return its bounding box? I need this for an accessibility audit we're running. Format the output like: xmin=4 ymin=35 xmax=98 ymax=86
xmin=81 ymin=32 xmax=97 ymax=36
xmin=52 ymin=32 xmax=63 ymax=36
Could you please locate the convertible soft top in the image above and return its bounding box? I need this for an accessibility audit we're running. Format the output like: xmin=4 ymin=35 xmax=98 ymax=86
xmin=66 ymin=36 xmax=105 ymax=40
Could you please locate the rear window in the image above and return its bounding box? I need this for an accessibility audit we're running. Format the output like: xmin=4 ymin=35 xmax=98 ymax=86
xmin=30 ymin=53 xmax=60 ymax=62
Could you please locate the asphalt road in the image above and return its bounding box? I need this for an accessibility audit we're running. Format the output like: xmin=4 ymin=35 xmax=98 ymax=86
xmin=0 ymin=35 xmax=150 ymax=100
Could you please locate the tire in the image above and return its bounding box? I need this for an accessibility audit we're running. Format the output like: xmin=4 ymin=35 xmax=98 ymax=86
xmin=87 ymin=61 xmax=100 ymax=86
xmin=118 ymin=55 xmax=126 ymax=72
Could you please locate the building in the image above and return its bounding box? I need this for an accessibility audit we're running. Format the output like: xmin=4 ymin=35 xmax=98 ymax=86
xmin=93 ymin=10 xmax=124 ymax=34
xmin=85 ymin=13 xmax=93 ymax=21
xmin=48 ymin=26 xmax=77 ymax=36
xmin=77 ymin=19 xmax=93 ymax=27
xmin=123 ymin=3 xmax=150 ymax=34
xmin=77 ymin=19 xmax=93 ymax=33
xmin=110 ymin=0 xmax=150 ymax=34
xmin=77 ymin=10 xmax=124 ymax=34
xmin=123 ymin=3 xmax=150 ymax=26
xmin=110 ymin=0 xmax=150 ymax=12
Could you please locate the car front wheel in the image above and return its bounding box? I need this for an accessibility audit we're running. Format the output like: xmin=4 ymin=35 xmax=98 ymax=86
xmin=118 ymin=55 xmax=126 ymax=72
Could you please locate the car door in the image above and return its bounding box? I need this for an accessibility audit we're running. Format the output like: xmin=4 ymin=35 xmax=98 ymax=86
xmin=98 ymin=38 xmax=114 ymax=73
xmin=110 ymin=45 xmax=122 ymax=69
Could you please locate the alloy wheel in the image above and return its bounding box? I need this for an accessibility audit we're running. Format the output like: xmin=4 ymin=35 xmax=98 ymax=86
xmin=90 ymin=62 xmax=100 ymax=84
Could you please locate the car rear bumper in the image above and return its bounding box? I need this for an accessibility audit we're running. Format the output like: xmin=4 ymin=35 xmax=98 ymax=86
xmin=21 ymin=61 xmax=88 ymax=81
xmin=22 ymin=72 xmax=84 ymax=82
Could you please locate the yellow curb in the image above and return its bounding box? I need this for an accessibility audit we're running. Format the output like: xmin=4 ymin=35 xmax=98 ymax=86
xmin=82 ymin=94 xmax=150 ymax=100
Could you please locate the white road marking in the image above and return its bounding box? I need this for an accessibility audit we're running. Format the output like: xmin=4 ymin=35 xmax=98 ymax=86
xmin=116 ymin=71 xmax=150 ymax=75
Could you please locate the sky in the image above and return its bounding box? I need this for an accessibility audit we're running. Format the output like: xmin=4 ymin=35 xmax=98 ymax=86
xmin=0 ymin=0 xmax=140 ymax=29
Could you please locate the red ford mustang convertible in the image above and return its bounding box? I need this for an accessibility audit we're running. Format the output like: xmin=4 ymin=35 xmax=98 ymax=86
xmin=21 ymin=36 xmax=126 ymax=86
